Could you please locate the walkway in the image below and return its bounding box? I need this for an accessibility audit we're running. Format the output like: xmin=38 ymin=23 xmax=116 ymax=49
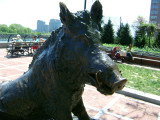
xmin=0 ymin=48 xmax=160 ymax=120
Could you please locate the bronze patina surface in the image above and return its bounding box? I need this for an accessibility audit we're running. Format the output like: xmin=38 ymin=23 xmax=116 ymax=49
xmin=0 ymin=1 xmax=127 ymax=120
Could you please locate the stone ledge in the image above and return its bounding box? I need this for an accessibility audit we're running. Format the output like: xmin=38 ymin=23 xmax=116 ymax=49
xmin=116 ymin=87 xmax=160 ymax=106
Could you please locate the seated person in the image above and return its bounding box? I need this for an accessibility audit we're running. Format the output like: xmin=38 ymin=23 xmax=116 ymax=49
xmin=12 ymin=38 xmax=16 ymax=43
xmin=16 ymin=35 xmax=23 ymax=42
xmin=126 ymin=44 xmax=133 ymax=62
xmin=39 ymin=38 xmax=45 ymax=42
xmin=32 ymin=35 xmax=39 ymax=49
xmin=112 ymin=46 xmax=121 ymax=60
xmin=30 ymin=36 xmax=39 ymax=53
xmin=15 ymin=35 xmax=23 ymax=50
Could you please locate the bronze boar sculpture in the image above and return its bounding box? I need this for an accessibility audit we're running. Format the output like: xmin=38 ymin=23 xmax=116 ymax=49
xmin=0 ymin=1 xmax=127 ymax=120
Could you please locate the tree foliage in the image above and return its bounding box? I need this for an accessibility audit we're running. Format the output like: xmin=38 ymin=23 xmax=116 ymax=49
xmin=154 ymin=30 xmax=160 ymax=48
xmin=0 ymin=24 xmax=32 ymax=34
xmin=115 ymin=23 xmax=124 ymax=44
xmin=134 ymin=30 xmax=146 ymax=48
xmin=117 ymin=23 xmax=133 ymax=45
xmin=145 ymin=23 xmax=156 ymax=47
xmin=101 ymin=19 xmax=114 ymax=44
xmin=133 ymin=16 xmax=156 ymax=48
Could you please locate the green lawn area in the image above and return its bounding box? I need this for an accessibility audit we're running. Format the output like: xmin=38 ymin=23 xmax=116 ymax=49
xmin=117 ymin=63 xmax=160 ymax=96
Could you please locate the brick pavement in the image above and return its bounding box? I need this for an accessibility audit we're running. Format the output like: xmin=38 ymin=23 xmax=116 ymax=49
xmin=0 ymin=48 xmax=160 ymax=120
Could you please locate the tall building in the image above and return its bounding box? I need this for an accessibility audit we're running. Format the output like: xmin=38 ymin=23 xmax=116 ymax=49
xmin=150 ymin=0 xmax=160 ymax=25
xmin=37 ymin=19 xmax=61 ymax=33
xmin=44 ymin=25 xmax=49 ymax=33
xmin=37 ymin=20 xmax=49 ymax=33
xmin=37 ymin=20 xmax=45 ymax=32
xmin=49 ymin=19 xmax=61 ymax=32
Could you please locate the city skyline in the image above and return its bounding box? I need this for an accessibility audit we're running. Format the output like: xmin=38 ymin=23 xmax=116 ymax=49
xmin=0 ymin=0 xmax=151 ymax=30
xmin=37 ymin=19 xmax=61 ymax=33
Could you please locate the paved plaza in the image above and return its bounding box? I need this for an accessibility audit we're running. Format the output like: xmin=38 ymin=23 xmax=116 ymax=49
xmin=0 ymin=48 xmax=160 ymax=120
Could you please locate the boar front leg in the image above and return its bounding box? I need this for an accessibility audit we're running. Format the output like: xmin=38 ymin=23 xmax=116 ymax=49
xmin=72 ymin=98 xmax=97 ymax=120
xmin=54 ymin=108 xmax=72 ymax=120
xmin=53 ymin=100 xmax=73 ymax=120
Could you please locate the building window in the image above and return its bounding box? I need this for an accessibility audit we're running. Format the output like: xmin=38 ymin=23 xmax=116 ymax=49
xmin=151 ymin=10 xmax=158 ymax=14
xmin=152 ymin=5 xmax=158 ymax=9
xmin=151 ymin=16 xmax=157 ymax=19
xmin=152 ymin=0 xmax=159 ymax=3
xmin=151 ymin=21 xmax=157 ymax=24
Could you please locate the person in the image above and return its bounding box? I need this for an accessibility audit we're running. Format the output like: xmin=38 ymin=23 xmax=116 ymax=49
xmin=15 ymin=35 xmax=23 ymax=50
xmin=33 ymin=35 xmax=39 ymax=43
xmin=126 ymin=44 xmax=133 ymax=62
xmin=39 ymin=38 xmax=45 ymax=42
xmin=11 ymin=38 xmax=16 ymax=43
xmin=112 ymin=46 xmax=121 ymax=61
xmin=16 ymin=35 xmax=23 ymax=42
xmin=30 ymin=35 xmax=39 ymax=54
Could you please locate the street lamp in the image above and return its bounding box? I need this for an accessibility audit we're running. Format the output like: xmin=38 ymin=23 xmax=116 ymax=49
xmin=84 ymin=0 xmax=87 ymax=10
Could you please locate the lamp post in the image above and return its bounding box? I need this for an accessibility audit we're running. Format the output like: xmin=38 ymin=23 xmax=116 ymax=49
xmin=84 ymin=0 xmax=87 ymax=10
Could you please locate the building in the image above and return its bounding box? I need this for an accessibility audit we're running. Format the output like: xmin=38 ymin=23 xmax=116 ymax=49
xmin=37 ymin=20 xmax=49 ymax=33
xmin=44 ymin=25 xmax=49 ymax=33
xmin=49 ymin=19 xmax=61 ymax=32
xmin=37 ymin=19 xmax=61 ymax=33
xmin=37 ymin=20 xmax=45 ymax=32
xmin=150 ymin=0 xmax=160 ymax=25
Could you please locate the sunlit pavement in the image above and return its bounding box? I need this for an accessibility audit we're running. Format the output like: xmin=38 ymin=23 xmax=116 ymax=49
xmin=0 ymin=48 xmax=160 ymax=120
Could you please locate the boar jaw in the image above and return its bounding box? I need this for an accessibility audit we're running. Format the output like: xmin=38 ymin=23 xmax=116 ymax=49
xmin=88 ymin=70 xmax=127 ymax=95
xmin=88 ymin=71 xmax=114 ymax=95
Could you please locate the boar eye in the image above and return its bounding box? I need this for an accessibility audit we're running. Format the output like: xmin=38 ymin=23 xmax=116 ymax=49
xmin=80 ymin=35 xmax=90 ymax=46
xmin=75 ymin=34 xmax=90 ymax=47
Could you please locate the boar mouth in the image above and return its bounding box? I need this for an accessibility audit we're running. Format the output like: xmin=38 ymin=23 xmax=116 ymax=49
xmin=88 ymin=72 xmax=114 ymax=95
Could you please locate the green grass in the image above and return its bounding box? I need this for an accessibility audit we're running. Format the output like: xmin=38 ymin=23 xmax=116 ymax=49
xmin=117 ymin=63 xmax=160 ymax=96
xmin=103 ymin=43 xmax=160 ymax=54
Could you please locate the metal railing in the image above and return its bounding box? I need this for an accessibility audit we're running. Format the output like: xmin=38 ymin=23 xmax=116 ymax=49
xmin=0 ymin=34 xmax=50 ymax=43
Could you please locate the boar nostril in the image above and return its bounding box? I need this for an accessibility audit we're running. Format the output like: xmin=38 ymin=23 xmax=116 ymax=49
xmin=112 ymin=79 xmax=127 ymax=91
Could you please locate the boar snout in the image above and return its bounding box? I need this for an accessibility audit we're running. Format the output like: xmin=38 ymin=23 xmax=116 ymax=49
xmin=111 ymin=78 xmax=127 ymax=92
xmin=88 ymin=70 xmax=127 ymax=95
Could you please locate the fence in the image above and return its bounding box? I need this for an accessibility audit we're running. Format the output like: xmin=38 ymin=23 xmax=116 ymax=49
xmin=0 ymin=34 xmax=50 ymax=43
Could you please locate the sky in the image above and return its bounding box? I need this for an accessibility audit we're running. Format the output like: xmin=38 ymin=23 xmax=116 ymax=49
xmin=0 ymin=0 xmax=151 ymax=30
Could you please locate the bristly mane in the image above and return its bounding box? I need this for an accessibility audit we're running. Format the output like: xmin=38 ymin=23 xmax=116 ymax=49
xmin=29 ymin=7 xmax=102 ymax=69
xmin=29 ymin=27 xmax=63 ymax=69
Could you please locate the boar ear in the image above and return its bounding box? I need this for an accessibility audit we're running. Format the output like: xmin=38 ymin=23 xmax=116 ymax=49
xmin=59 ymin=2 xmax=74 ymax=26
xmin=90 ymin=0 xmax=103 ymax=24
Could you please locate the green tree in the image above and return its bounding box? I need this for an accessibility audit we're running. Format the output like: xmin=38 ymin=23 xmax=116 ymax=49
xmin=154 ymin=30 xmax=160 ymax=48
xmin=145 ymin=23 xmax=156 ymax=47
xmin=9 ymin=24 xmax=32 ymax=34
xmin=24 ymin=28 xmax=32 ymax=34
xmin=0 ymin=24 xmax=9 ymax=33
xmin=119 ymin=23 xmax=133 ymax=45
xmin=134 ymin=23 xmax=155 ymax=47
xmin=133 ymin=16 xmax=156 ymax=48
xmin=132 ymin=16 xmax=147 ymax=30
xmin=115 ymin=23 xmax=124 ymax=44
xmin=134 ymin=29 xmax=146 ymax=48
xmin=101 ymin=19 xmax=114 ymax=43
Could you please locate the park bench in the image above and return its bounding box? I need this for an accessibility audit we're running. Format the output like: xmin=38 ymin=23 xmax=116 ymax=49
xmin=131 ymin=53 xmax=160 ymax=68
xmin=105 ymin=48 xmax=160 ymax=68
xmin=113 ymin=52 xmax=160 ymax=68
xmin=7 ymin=42 xmax=29 ymax=56
xmin=7 ymin=41 xmax=45 ymax=56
